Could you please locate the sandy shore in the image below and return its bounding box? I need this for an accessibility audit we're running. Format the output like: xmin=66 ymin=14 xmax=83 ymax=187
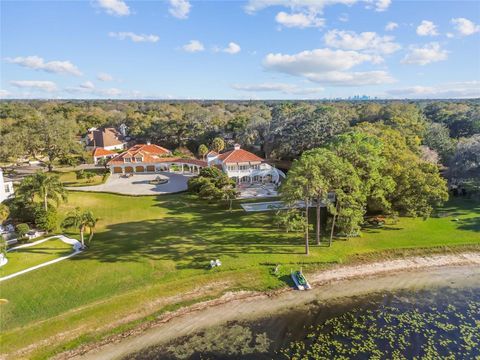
xmin=60 ymin=251 xmax=480 ymax=360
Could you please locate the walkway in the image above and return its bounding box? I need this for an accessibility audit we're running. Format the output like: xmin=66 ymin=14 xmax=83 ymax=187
xmin=68 ymin=172 xmax=191 ymax=195
xmin=0 ymin=235 xmax=82 ymax=282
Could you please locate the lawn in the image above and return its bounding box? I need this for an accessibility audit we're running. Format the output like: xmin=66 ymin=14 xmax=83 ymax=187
xmin=54 ymin=168 xmax=109 ymax=187
xmin=0 ymin=192 xmax=478 ymax=359
xmin=0 ymin=238 xmax=74 ymax=277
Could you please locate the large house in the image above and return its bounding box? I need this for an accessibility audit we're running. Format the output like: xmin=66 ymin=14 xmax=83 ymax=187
xmin=107 ymin=143 xmax=284 ymax=184
xmin=84 ymin=127 xmax=127 ymax=151
xmin=107 ymin=144 xmax=207 ymax=174
xmin=207 ymin=144 xmax=285 ymax=184
xmin=0 ymin=168 xmax=14 ymax=203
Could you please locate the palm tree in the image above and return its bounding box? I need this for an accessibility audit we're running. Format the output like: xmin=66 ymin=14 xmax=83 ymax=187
xmin=198 ymin=144 xmax=209 ymax=160
xmin=221 ymin=185 xmax=237 ymax=212
xmin=17 ymin=172 xmax=67 ymax=211
xmin=211 ymin=137 xmax=225 ymax=153
xmin=62 ymin=208 xmax=98 ymax=248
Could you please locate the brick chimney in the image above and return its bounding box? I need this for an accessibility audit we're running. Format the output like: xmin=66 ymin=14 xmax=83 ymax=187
xmin=234 ymin=144 xmax=241 ymax=150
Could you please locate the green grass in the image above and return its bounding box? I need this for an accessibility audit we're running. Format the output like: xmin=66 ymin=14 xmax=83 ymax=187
xmin=0 ymin=238 xmax=74 ymax=277
xmin=0 ymin=193 xmax=478 ymax=359
xmin=54 ymin=168 xmax=108 ymax=186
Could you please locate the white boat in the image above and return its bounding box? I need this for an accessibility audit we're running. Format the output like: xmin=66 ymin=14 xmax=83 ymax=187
xmin=291 ymin=270 xmax=312 ymax=290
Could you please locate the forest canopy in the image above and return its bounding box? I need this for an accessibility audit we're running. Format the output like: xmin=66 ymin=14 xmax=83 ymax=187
xmin=0 ymin=100 xmax=478 ymax=185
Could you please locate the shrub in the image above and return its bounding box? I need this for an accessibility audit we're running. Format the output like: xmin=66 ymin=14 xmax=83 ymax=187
xmin=188 ymin=176 xmax=211 ymax=193
xmin=9 ymin=198 xmax=36 ymax=224
xmin=174 ymin=147 xmax=194 ymax=158
xmin=85 ymin=171 xmax=96 ymax=182
xmin=76 ymin=170 xmax=86 ymax=179
xmin=59 ymin=155 xmax=80 ymax=167
xmin=34 ymin=207 xmax=58 ymax=233
xmin=198 ymin=166 xmax=223 ymax=179
xmin=16 ymin=223 xmax=30 ymax=240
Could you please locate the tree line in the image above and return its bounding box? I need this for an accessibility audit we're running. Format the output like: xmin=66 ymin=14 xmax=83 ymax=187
xmin=280 ymin=125 xmax=449 ymax=254
xmin=0 ymin=99 xmax=478 ymax=186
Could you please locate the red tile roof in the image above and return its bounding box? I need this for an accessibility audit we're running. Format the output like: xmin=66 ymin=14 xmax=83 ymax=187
xmin=108 ymin=156 xmax=207 ymax=166
xmin=130 ymin=144 xmax=171 ymax=154
xmin=217 ymin=148 xmax=264 ymax=164
xmin=107 ymin=143 xmax=207 ymax=167
xmin=92 ymin=148 xmax=117 ymax=157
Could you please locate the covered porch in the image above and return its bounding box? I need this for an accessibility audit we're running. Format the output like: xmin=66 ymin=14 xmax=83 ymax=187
xmin=111 ymin=162 xmax=204 ymax=175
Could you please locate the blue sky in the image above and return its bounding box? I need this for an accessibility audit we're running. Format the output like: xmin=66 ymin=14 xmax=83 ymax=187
xmin=1 ymin=0 xmax=479 ymax=99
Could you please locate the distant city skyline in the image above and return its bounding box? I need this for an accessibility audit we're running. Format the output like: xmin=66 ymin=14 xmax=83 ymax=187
xmin=1 ymin=0 xmax=479 ymax=100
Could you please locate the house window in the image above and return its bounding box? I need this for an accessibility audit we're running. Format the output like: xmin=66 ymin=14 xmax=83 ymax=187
xmin=135 ymin=157 xmax=143 ymax=162
xmin=5 ymin=184 xmax=11 ymax=194
xmin=124 ymin=157 xmax=131 ymax=163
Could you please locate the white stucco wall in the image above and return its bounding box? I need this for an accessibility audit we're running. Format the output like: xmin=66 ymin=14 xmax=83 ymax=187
xmin=0 ymin=168 xmax=14 ymax=203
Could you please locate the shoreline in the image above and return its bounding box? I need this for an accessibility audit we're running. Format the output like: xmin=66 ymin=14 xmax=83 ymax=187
xmin=61 ymin=251 xmax=480 ymax=360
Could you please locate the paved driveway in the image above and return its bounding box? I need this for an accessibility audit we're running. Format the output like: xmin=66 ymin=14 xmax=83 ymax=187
xmin=69 ymin=172 xmax=191 ymax=195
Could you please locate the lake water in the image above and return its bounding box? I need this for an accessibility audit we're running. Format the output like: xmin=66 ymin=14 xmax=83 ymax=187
xmin=124 ymin=267 xmax=480 ymax=360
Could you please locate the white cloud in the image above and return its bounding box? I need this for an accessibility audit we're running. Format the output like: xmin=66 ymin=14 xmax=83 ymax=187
xmin=386 ymin=81 xmax=480 ymax=99
xmin=10 ymin=80 xmax=58 ymax=92
xmin=65 ymin=82 xmax=123 ymax=97
xmin=324 ymin=29 xmax=401 ymax=54
xmin=108 ymin=32 xmax=159 ymax=43
xmin=0 ymin=89 xmax=11 ymax=98
xmin=6 ymin=55 xmax=82 ymax=76
xmin=263 ymin=48 xmax=393 ymax=86
xmin=264 ymin=48 xmax=381 ymax=73
xmin=401 ymin=42 xmax=448 ymax=65
xmin=169 ymin=0 xmax=191 ymax=19
xmin=80 ymin=81 xmax=95 ymax=90
xmin=245 ymin=0 xmax=356 ymax=14
xmin=304 ymin=70 xmax=394 ymax=86
xmin=231 ymin=83 xmax=324 ymax=94
xmin=385 ymin=22 xmax=398 ymax=31
xmin=451 ymin=18 xmax=480 ymax=36
xmin=245 ymin=0 xmax=390 ymax=27
xmin=338 ymin=13 xmax=349 ymax=22
xmin=416 ymin=20 xmax=439 ymax=36
xmin=367 ymin=0 xmax=391 ymax=12
xmin=97 ymin=72 xmax=114 ymax=81
xmin=182 ymin=40 xmax=205 ymax=52
xmin=275 ymin=11 xmax=324 ymax=28
xmin=223 ymin=42 xmax=241 ymax=54
xmin=96 ymin=0 xmax=130 ymax=16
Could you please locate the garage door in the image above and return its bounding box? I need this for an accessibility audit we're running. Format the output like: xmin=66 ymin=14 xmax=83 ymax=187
xmin=146 ymin=165 xmax=155 ymax=172
xmin=113 ymin=167 xmax=123 ymax=174
xmin=125 ymin=166 xmax=134 ymax=173
xmin=135 ymin=166 xmax=145 ymax=173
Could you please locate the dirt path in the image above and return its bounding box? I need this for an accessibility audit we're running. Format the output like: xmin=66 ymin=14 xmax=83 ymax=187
xmin=61 ymin=252 xmax=480 ymax=360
